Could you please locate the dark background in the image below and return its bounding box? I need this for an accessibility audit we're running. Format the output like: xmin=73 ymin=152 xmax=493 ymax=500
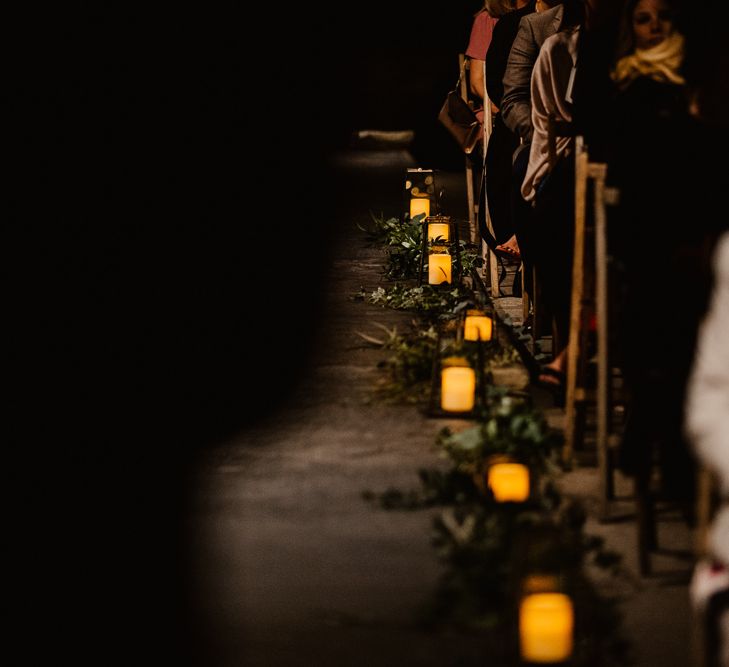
xmin=327 ymin=5 xmax=481 ymax=170
xmin=8 ymin=3 xmax=482 ymax=665
xmin=9 ymin=2 xmax=726 ymax=664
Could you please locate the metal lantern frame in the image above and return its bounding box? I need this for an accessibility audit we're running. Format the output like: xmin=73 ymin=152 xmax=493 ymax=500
xmin=426 ymin=331 xmax=488 ymax=419
xmin=403 ymin=167 xmax=440 ymax=223
xmin=418 ymin=215 xmax=464 ymax=287
xmin=461 ymin=305 xmax=496 ymax=345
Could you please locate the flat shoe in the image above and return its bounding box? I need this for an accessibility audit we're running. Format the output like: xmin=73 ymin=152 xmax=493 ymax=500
xmin=533 ymin=366 xmax=566 ymax=406
xmin=494 ymin=244 xmax=521 ymax=262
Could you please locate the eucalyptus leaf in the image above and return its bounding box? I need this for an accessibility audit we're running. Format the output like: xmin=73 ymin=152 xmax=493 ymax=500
xmin=445 ymin=426 xmax=482 ymax=452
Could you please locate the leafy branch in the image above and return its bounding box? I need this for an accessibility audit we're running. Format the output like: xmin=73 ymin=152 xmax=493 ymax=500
xmin=355 ymin=194 xmax=633 ymax=665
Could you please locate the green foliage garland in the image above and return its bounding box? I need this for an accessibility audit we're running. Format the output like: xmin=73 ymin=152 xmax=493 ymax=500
xmin=359 ymin=212 xmax=482 ymax=282
xmin=354 ymin=206 xmax=635 ymax=665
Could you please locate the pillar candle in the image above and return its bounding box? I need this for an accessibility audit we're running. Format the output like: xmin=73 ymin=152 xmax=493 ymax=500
xmin=440 ymin=366 xmax=475 ymax=412
xmin=428 ymin=253 xmax=451 ymax=285
xmin=519 ymin=593 xmax=574 ymax=663
xmin=464 ymin=311 xmax=493 ymax=342
xmin=487 ymin=463 xmax=530 ymax=502
xmin=409 ymin=197 xmax=430 ymax=219
xmin=427 ymin=222 xmax=450 ymax=242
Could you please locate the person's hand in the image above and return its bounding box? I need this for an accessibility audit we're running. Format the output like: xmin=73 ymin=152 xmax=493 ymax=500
xmin=490 ymin=102 xmax=499 ymax=115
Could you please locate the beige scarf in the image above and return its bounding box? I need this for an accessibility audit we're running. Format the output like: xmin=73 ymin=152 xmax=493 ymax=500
xmin=611 ymin=31 xmax=686 ymax=89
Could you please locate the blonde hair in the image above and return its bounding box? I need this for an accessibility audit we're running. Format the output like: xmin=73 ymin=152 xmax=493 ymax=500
xmin=483 ymin=0 xmax=514 ymax=18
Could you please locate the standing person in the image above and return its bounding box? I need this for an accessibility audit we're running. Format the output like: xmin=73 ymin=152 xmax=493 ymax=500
xmin=498 ymin=0 xmax=564 ymax=379
xmin=520 ymin=1 xmax=585 ymax=393
xmin=465 ymin=0 xmax=519 ymax=283
xmin=483 ymin=0 xmax=537 ymax=261
xmin=466 ymin=0 xmax=514 ymax=128
xmin=608 ymin=0 xmax=715 ymax=507
xmin=501 ymin=0 xmax=565 ymax=145
xmin=464 ymin=0 xmax=514 ymax=225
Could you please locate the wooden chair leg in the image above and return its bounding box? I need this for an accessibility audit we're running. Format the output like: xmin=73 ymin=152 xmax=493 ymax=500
xmin=635 ymin=453 xmax=657 ymax=576
xmin=695 ymin=466 xmax=715 ymax=559
xmin=522 ymin=265 xmax=530 ymax=325
xmin=606 ymin=449 xmax=616 ymax=501
xmin=484 ymin=241 xmax=501 ymax=297
xmin=592 ymin=163 xmax=611 ymax=519
xmin=573 ymin=402 xmax=587 ymax=457
xmin=563 ymin=141 xmax=589 ymax=465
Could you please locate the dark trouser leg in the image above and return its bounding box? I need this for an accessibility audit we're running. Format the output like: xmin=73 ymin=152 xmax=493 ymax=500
xmin=486 ymin=114 xmax=520 ymax=245
xmin=525 ymin=154 xmax=575 ymax=348
xmin=511 ymin=144 xmax=534 ymax=301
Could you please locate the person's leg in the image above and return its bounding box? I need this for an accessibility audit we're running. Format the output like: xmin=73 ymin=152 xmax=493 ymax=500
xmin=530 ymin=155 xmax=575 ymax=386
xmin=496 ymin=234 xmax=521 ymax=258
xmin=537 ymin=155 xmax=575 ymax=344
xmin=511 ymin=144 xmax=534 ymax=299
xmin=486 ymin=114 xmax=520 ymax=249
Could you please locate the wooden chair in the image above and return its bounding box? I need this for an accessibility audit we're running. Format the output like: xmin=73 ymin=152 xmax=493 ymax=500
xmin=560 ymin=137 xmax=706 ymax=577
xmin=460 ymin=54 xmax=480 ymax=245
xmin=562 ymin=137 xmax=624 ymax=523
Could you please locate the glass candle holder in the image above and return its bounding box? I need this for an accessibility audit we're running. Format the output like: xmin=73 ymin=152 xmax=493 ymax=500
xmin=464 ymin=309 xmax=493 ymax=342
xmin=428 ymin=252 xmax=452 ymax=285
xmin=440 ymin=357 xmax=475 ymax=413
xmin=409 ymin=197 xmax=431 ymax=219
xmin=428 ymin=222 xmax=449 ymax=242
xmin=519 ymin=592 xmax=574 ymax=663
xmin=487 ymin=462 xmax=530 ymax=502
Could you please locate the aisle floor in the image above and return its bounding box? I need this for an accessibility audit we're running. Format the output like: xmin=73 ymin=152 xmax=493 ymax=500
xmin=188 ymin=147 xmax=694 ymax=666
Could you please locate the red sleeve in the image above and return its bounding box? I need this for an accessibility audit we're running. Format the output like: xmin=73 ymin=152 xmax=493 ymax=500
xmin=465 ymin=11 xmax=498 ymax=60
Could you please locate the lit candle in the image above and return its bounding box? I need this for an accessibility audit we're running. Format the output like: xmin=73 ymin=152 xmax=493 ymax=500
xmin=519 ymin=593 xmax=574 ymax=663
xmin=440 ymin=365 xmax=476 ymax=413
xmin=464 ymin=310 xmax=493 ymax=342
xmin=487 ymin=463 xmax=530 ymax=502
xmin=427 ymin=222 xmax=450 ymax=242
xmin=428 ymin=253 xmax=451 ymax=285
xmin=409 ymin=197 xmax=431 ymax=219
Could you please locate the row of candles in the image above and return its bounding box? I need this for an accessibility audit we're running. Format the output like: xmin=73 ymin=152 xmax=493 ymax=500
xmin=440 ymin=310 xmax=492 ymax=413
xmin=412 ymin=192 xmax=573 ymax=663
xmin=410 ymin=199 xmax=455 ymax=286
xmin=482 ymin=456 xmax=574 ymax=662
xmin=446 ymin=313 xmax=573 ymax=662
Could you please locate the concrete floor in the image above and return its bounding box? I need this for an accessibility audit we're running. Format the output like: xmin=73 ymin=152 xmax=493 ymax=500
xmin=188 ymin=147 xmax=696 ymax=666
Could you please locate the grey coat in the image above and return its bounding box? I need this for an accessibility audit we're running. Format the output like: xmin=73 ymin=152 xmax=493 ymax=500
xmin=501 ymin=4 xmax=564 ymax=143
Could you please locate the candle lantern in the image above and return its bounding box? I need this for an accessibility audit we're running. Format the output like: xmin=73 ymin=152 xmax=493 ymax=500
xmin=403 ymin=167 xmax=439 ymax=222
xmin=463 ymin=308 xmax=493 ymax=342
xmin=418 ymin=215 xmax=463 ymax=287
xmin=487 ymin=460 xmax=530 ymax=503
xmin=457 ymin=302 xmax=495 ymax=407
xmin=439 ymin=356 xmax=476 ymax=413
xmin=519 ymin=593 xmax=574 ymax=663
xmin=427 ymin=220 xmax=450 ymax=243
xmin=410 ymin=196 xmax=431 ymax=219
xmin=428 ymin=251 xmax=452 ymax=285
xmin=519 ymin=575 xmax=574 ymax=664
xmin=427 ymin=333 xmax=488 ymax=419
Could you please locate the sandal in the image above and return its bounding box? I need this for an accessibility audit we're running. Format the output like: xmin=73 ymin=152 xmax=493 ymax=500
xmin=533 ymin=366 xmax=566 ymax=405
xmin=494 ymin=244 xmax=521 ymax=262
